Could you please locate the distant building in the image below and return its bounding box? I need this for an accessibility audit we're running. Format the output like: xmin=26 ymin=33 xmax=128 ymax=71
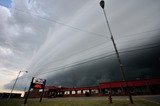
xmin=25 ymin=78 xmax=160 ymax=98
xmin=0 ymin=92 xmax=21 ymax=98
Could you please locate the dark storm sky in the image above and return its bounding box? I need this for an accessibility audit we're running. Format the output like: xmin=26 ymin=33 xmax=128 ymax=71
xmin=1 ymin=0 xmax=160 ymax=91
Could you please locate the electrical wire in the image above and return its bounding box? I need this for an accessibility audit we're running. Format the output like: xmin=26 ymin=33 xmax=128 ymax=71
xmin=6 ymin=6 xmax=160 ymax=80
xmin=12 ymin=8 xmax=108 ymax=39
xmin=12 ymin=8 xmax=160 ymax=40
xmin=18 ymin=44 xmax=160 ymax=80
xmin=37 ymin=43 xmax=160 ymax=71
xmin=29 ymin=40 xmax=160 ymax=71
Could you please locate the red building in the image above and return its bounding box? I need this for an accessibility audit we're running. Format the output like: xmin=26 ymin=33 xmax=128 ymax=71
xmin=26 ymin=78 xmax=160 ymax=98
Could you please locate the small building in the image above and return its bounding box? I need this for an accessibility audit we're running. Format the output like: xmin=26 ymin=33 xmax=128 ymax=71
xmin=25 ymin=78 xmax=160 ymax=98
xmin=0 ymin=92 xmax=21 ymax=98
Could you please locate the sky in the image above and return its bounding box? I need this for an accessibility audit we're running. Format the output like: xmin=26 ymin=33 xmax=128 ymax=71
xmin=0 ymin=0 xmax=12 ymax=8
xmin=0 ymin=0 xmax=160 ymax=93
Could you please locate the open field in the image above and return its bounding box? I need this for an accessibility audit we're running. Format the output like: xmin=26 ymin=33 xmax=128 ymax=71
xmin=0 ymin=96 xmax=159 ymax=106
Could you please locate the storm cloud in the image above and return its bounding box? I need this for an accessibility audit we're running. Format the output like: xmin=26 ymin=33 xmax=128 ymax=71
xmin=1 ymin=0 xmax=160 ymax=91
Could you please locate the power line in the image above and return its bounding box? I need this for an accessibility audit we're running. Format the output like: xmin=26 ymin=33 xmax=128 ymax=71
xmin=30 ymin=35 xmax=160 ymax=71
xmin=30 ymin=41 xmax=160 ymax=71
xmin=27 ymin=42 xmax=160 ymax=76
xmin=8 ymin=6 xmax=160 ymax=80
xmin=18 ymin=44 xmax=160 ymax=80
xmin=12 ymin=8 xmax=108 ymax=39
xmin=38 ymin=43 xmax=160 ymax=72
xmin=115 ymin=28 xmax=160 ymax=40
xmin=12 ymin=8 xmax=160 ymax=40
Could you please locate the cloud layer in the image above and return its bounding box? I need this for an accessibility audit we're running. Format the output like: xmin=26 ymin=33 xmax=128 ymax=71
xmin=1 ymin=0 xmax=160 ymax=91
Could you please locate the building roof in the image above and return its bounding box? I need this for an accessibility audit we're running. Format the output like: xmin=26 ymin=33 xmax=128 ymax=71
xmin=99 ymin=78 xmax=160 ymax=89
xmin=45 ymin=78 xmax=160 ymax=91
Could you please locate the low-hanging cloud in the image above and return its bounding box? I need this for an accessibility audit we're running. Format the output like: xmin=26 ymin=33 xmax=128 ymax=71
xmin=2 ymin=0 xmax=160 ymax=91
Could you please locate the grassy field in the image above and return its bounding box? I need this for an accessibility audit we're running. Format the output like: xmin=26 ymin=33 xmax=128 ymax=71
xmin=0 ymin=97 xmax=159 ymax=106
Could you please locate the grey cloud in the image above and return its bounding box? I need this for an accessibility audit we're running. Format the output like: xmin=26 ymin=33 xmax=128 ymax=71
xmin=3 ymin=0 xmax=160 ymax=90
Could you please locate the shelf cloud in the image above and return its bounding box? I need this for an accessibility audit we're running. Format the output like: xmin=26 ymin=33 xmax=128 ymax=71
xmin=1 ymin=0 xmax=160 ymax=91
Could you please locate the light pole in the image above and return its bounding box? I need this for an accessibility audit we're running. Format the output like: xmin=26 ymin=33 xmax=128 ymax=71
xmin=8 ymin=71 xmax=28 ymax=99
xmin=99 ymin=0 xmax=133 ymax=104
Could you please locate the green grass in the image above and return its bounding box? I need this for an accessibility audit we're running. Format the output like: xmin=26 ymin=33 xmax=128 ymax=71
xmin=0 ymin=98 xmax=159 ymax=106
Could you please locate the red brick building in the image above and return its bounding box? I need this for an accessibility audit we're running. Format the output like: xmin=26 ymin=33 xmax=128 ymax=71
xmin=25 ymin=78 xmax=160 ymax=98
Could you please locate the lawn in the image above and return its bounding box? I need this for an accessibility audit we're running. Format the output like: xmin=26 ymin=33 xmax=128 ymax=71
xmin=0 ymin=98 xmax=159 ymax=106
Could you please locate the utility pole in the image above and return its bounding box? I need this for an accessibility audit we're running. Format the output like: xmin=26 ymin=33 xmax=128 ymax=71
xmin=99 ymin=0 xmax=133 ymax=104
xmin=8 ymin=71 xmax=28 ymax=100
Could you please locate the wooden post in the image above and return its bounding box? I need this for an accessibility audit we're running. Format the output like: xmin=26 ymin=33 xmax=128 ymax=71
xmin=108 ymin=84 xmax=112 ymax=103
xmin=40 ymin=80 xmax=46 ymax=102
xmin=24 ymin=77 xmax=34 ymax=104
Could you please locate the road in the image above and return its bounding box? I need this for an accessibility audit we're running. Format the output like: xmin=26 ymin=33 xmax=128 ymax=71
xmin=29 ymin=95 xmax=160 ymax=104
xmin=138 ymin=95 xmax=160 ymax=104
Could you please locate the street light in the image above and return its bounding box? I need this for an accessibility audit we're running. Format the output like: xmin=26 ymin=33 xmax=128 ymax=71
xmin=8 ymin=71 xmax=28 ymax=99
xmin=99 ymin=0 xmax=133 ymax=104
